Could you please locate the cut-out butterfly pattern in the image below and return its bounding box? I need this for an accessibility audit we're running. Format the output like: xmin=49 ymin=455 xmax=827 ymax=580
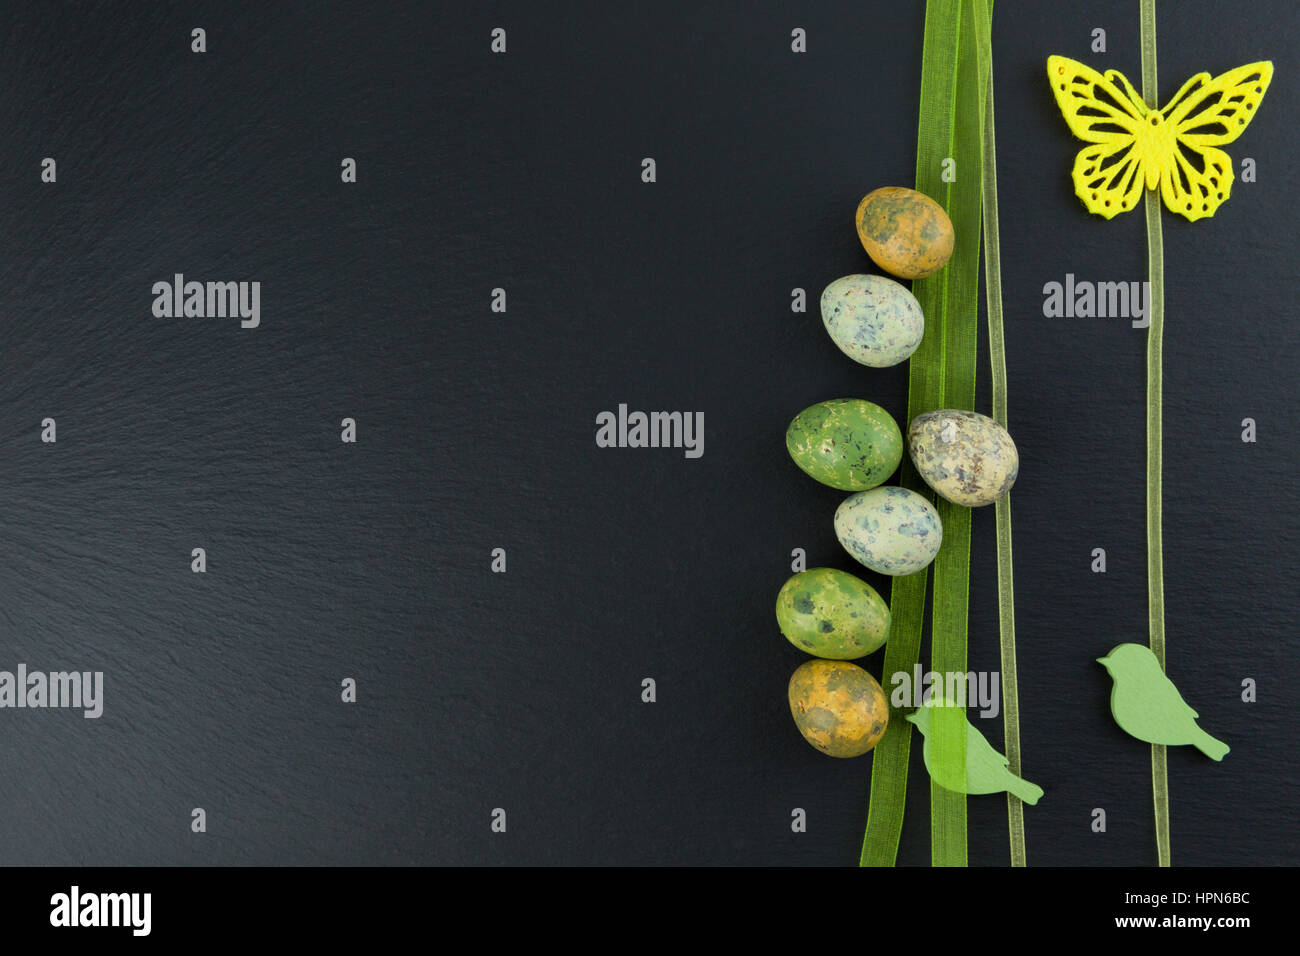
xmin=1047 ymin=55 xmax=1272 ymax=221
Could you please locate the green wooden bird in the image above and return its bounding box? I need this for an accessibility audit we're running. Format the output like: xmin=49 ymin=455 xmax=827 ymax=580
xmin=906 ymin=701 xmax=1043 ymax=805
xmin=1097 ymin=643 xmax=1229 ymax=761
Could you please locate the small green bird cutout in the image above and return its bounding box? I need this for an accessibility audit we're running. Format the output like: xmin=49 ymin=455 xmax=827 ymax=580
xmin=906 ymin=701 xmax=1044 ymax=805
xmin=1097 ymin=643 xmax=1229 ymax=761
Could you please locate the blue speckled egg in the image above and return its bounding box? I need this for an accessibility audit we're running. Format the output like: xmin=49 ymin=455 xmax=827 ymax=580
xmin=821 ymin=274 xmax=925 ymax=368
xmin=834 ymin=486 xmax=943 ymax=576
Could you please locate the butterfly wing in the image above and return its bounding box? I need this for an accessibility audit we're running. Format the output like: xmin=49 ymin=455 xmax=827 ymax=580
xmin=1158 ymin=62 xmax=1272 ymax=221
xmin=1159 ymin=145 xmax=1234 ymax=222
xmin=1072 ymin=142 xmax=1147 ymax=218
xmin=1048 ymin=56 xmax=1150 ymax=218
xmin=1048 ymin=55 xmax=1148 ymax=140
xmin=1165 ymin=62 xmax=1273 ymax=146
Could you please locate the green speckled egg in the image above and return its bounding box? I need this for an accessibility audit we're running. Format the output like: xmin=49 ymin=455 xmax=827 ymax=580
xmin=834 ymin=486 xmax=943 ymax=576
xmin=788 ymin=659 xmax=890 ymax=758
xmin=775 ymin=567 xmax=891 ymax=659
xmin=855 ymin=186 xmax=954 ymax=279
xmin=821 ymin=274 xmax=925 ymax=368
xmin=908 ymin=409 xmax=1019 ymax=507
xmin=785 ymin=398 xmax=903 ymax=491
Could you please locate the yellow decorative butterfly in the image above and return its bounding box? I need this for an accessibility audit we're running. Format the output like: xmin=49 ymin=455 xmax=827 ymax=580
xmin=1048 ymin=55 xmax=1272 ymax=221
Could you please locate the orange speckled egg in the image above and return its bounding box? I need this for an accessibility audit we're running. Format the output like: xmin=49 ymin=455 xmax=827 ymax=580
xmin=788 ymin=659 xmax=890 ymax=758
xmin=855 ymin=186 xmax=954 ymax=279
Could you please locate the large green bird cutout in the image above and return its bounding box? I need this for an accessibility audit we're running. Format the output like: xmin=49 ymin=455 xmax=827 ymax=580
xmin=906 ymin=700 xmax=1044 ymax=805
xmin=1097 ymin=643 xmax=1229 ymax=761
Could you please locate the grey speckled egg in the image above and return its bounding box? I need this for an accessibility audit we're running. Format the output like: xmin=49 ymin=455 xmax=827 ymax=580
xmin=820 ymin=274 xmax=925 ymax=368
xmin=834 ymin=486 xmax=943 ymax=576
xmin=908 ymin=409 xmax=1018 ymax=507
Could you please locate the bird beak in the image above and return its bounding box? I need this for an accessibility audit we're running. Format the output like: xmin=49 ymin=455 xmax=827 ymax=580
xmin=1096 ymin=656 xmax=1109 ymax=665
xmin=904 ymin=714 xmax=917 ymax=725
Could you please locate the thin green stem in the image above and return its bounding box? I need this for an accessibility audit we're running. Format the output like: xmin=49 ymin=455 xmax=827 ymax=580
xmin=1140 ymin=0 xmax=1170 ymax=869
xmin=976 ymin=0 xmax=1024 ymax=868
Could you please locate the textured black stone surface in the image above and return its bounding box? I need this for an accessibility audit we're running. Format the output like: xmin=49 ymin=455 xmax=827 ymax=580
xmin=0 ymin=0 xmax=1294 ymax=865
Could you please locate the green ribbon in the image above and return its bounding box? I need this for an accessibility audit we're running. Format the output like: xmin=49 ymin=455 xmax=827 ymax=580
xmin=860 ymin=0 xmax=991 ymax=868
xmin=976 ymin=1 xmax=1026 ymax=868
xmin=860 ymin=491 xmax=928 ymax=862
xmin=1139 ymin=0 xmax=1171 ymax=869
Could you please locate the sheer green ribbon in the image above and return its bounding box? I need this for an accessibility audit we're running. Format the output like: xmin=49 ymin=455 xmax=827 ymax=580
xmin=976 ymin=3 xmax=1026 ymax=868
xmin=860 ymin=0 xmax=992 ymax=868
xmin=1139 ymin=0 xmax=1171 ymax=869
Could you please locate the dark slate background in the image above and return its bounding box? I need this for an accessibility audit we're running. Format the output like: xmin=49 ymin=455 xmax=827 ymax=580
xmin=0 ymin=0 xmax=1294 ymax=866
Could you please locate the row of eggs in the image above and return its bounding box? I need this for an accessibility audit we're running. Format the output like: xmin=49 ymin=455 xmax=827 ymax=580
xmin=787 ymin=398 xmax=1019 ymax=573
xmin=822 ymin=186 xmax=959 ymax=369
xmin=781 ymin=187 xmax=1017 ymax=759
xmin=780 ymin=403 xmax=1019 ymax=755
